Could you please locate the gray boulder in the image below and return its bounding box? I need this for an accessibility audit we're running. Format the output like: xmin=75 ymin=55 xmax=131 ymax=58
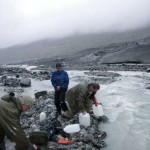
xmin=147 ymin=68 xmax=150 ymax=72
xmin=20 ymin=78 xmax=31 ymax=87
xmin=35 ymin=91 xmax=48 ymax=99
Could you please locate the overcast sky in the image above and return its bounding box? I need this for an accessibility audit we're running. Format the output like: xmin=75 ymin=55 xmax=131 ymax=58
xmin=0 ymin=0 xmax=150 ymax=48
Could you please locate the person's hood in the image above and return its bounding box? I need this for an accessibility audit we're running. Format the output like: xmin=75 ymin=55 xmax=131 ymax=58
xmin=1 ymin=94 xmax=11 ymax=102
xmin=17 ymin=95 xmax=35 ymax=107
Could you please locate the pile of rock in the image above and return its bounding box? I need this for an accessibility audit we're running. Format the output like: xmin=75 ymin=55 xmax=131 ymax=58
xmin=20 ymin=92 xmax=108 ymax=150
xmin=0 ymin=76 xmax=20 ymax=87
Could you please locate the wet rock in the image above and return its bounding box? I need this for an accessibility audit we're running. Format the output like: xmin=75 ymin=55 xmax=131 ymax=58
xmin=68 ymin=144 xmax=78 ymax=150
xmin=35 ymin=91 xmax=48 ymax=99
xmin=98 ymin=115 xmax=109 ymax=123
xmin=92 ymin=140 xmax=107 ymax=148
xmin=20 ymin=78 xmax=31 ymax=87
xmin=78 ymin=145 xmax=86 ymax=150
xmin=77 ymin=141 xmax=84 ymax=146
xmin=22 ymin=123 xmax=30 ymax=129
xmin=147 ymin=68 xmax=150 ymax=72
xmin=92 ymin=115 xmax=109 ymax=123
xmin=39 ymin=71 xmax=50 ymax=80
xmin=82 ymin=134 xmax=93 ymax=144
xmin=22 ymin=111 xmax=34 ymax=117
xmin=1 ymin=77 xmax=20 ymax=87
xmin=16 ymin=74 xmax=20 ymax=78
xmin=58 ymin=146 xmax=68 ymax=150
xmin=80 ymin=128 xmax=87 ymax=135
xmin=85 ymin=144 xmax=93 ymax=150
xmin=48 ymin=141 xmax=59 ymax=150
xmin=94 ymin=131 xmax=107 ymax=141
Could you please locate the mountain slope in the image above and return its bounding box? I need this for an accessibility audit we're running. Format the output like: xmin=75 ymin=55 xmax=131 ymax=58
xmin=1 ymin=27 xmax=150 ymax=65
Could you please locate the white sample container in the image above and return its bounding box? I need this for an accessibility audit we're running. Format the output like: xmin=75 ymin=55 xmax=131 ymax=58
xmin=79 ymin=113 xmax=90 ymax=127
xmin=93 ymin=104 xmax=104 ymax=117
xmin=40 ymin=112 xmax=47 ymax=122
xmin=63 ymin=124 xmax=80 ymax=133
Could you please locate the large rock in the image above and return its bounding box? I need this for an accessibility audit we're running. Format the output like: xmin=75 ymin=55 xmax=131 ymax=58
xmin=20 ymin=78 xmax=31 ymax=87
xmin=147 ymin=68 xmax=150 ymax=72
xmin=35 ymin=91 xmax=48 ymax=99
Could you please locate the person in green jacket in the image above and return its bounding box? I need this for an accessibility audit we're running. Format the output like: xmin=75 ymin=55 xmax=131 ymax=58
xmin=63 ymin=83 xmax=100 ymax=118
xmin=0 ymin=93 xmax=37 ymax=150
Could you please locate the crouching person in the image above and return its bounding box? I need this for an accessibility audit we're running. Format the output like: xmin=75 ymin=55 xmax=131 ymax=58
xmin=63 ymin=83 xmax=100 ymax=118
xmin=0 ymin=93 xmax=39 ymax=150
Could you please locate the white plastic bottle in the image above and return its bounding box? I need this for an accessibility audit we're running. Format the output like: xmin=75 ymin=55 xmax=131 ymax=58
xmin=93 ymin=104 xmax=104 ymax=117
xmin=63 ymin=124 xmax=80 ymax=133
xmin=79 ymin=113 xmax=90 ymax=127
xmin=40 ymin=112 xmax=47 ymax=122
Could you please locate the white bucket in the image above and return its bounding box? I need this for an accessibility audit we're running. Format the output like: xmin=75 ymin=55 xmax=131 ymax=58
xmin=79 ymin=113 xmax=90 ymax=127
xmin=63 ymin=124 xmax=80 ymax=133
xmin=93 ymin=104 xmax=104 ymax=117
xmin=40 ymin=112 xmax=47 ymax=122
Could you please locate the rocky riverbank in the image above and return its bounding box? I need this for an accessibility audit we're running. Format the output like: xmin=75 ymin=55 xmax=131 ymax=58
xmin=0 ymin=65 xmax=110 ymax=150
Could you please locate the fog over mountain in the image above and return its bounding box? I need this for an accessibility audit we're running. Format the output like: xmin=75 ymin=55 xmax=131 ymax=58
xmin=0 ymin=27 xmax=150 ymax=65
xmin=1 ymin=0 xmax=150 ymax=48
xmin=1 ymin=0 xmax=150 ymax=64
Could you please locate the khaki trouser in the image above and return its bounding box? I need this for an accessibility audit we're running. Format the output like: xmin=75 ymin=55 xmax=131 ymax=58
xmin=63 ymin=103 xmax=80 ymax=118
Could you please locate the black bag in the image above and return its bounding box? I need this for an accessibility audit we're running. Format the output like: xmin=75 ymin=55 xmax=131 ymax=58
xmin=61 ymin=101 xmax=68 ymax=112
xmin=48 ymin=119 xmax=71 ymax=141
xmin=29 ymin=131 xmax=48 ymax=145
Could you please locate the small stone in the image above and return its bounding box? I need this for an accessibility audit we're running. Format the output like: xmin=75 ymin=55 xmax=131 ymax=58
xmin=82 ymin=134 xmax=93 ymax=144
xmin=22 ymin=123 xmax=30 ymax=129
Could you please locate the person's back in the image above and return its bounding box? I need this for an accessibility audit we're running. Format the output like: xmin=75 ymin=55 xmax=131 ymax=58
xmin=0 ymin=93 xmax=35 ymax=150
xmin=64 ymin=83 xmax=100 ymax=118
xmin=0 ymin=94 xmax=21 ymax=123
xmin=66 ymin=83 xmax=89 ymax=105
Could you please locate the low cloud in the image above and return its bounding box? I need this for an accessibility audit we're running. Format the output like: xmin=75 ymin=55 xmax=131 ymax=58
xmin=0 ymin=0 xmax=150 ymax=48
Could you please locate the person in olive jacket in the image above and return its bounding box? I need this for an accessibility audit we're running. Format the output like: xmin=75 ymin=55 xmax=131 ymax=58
xmin=0 ymin=93 xmax=37 ymax=150
xmin=63 ymin=83 xmax=100 ymax=118
xmin=51 ymin=63 xmax=69 ymax=115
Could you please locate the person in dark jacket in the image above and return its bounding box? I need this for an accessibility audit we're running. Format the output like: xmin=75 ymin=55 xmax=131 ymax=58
xmin=0 ymin=93 xmax=39 ymax=150
xmin=51 ymin=63 xmax=69 ymax=115
xmin=63 ymin=83 xmax=100 ymax=118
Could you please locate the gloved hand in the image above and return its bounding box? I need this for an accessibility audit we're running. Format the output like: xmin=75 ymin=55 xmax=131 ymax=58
xmin=93 ymin=98 xmax=99 ymax=106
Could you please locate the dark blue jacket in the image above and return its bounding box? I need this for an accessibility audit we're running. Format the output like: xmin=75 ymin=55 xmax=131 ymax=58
xmin=51 ymin=70 xmax=69 ymax=91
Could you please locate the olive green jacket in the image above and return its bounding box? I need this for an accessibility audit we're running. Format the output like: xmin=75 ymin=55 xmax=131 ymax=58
xmin=0 ymin=94 xmax=31 ymax=150
xmin=66 ymin=83 xmax=94 ymax=113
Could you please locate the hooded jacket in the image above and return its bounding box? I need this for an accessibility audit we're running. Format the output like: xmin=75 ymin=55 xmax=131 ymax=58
xmin=0 ymin=94 xmax=31 ymax=150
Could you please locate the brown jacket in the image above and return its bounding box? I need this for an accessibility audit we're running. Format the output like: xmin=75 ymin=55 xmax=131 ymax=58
xmin=66 ymin=83 xmax=95 ymax=113
xmin=0 ymin=94 xmax=31 ymax=150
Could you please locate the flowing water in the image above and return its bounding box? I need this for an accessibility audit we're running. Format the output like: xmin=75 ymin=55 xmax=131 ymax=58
xmin=98 ymin=71 xmax=150 ymax=150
